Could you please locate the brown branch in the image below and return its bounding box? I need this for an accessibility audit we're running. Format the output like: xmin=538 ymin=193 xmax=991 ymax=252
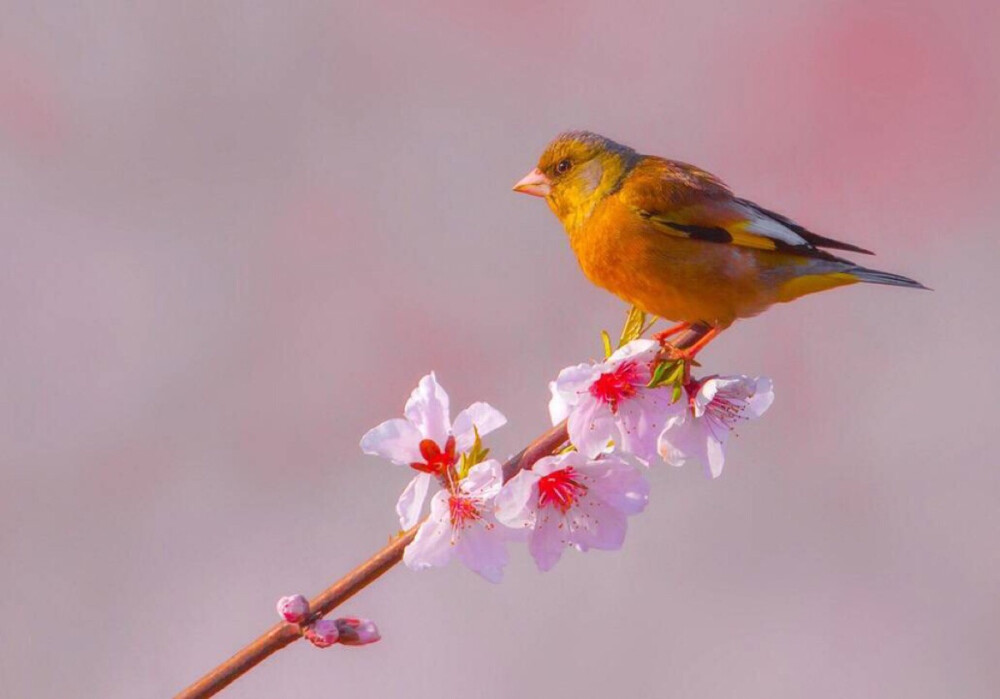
xmin=174 ymin=329 xmax=701 ymax=698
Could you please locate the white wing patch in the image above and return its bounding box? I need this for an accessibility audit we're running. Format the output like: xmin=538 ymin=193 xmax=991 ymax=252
xmin=735 ymin=203 xmax=809 ymax=247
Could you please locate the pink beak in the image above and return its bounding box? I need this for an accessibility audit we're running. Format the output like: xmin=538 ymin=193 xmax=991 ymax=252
xmin=512 ymin=168 xmax=552 ymax=197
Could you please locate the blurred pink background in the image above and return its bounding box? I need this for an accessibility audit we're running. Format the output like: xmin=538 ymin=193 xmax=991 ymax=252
xmin=2 ymin=2 xmax=998 ymax=697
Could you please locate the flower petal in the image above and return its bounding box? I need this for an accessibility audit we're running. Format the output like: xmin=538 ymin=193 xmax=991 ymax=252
xmin=583 ymin=457 xmax=650 ymax=516
xmin=359 ymin=418 xmax=423 ymax=464
xmin=747 ymin=377 xmax=775 ymax=418
xmin=402 ymin=491 xmax=453 ymax=571
xmin=404 ymin=372 xmax=452 ymax=444
xmin=606 ymin=338 xmax=658 ymax=364
xmin=567 ymin=396 xmax=617 ymax=459
xmin=548 ymin=381 xmax=571 ymax=424
xmin=569 ymin=493 xmax=628 ymax=551
xmin=615 ymin=388 xmax=682 ymax=463
xmin=705 ymin=434 xmax=727 ymax=478
xmin=462 ymin=460 xmax=503 ymax=499
xmin=454 ymin=520 xmax=508 ymax=583
xmin=658 ymin=409 xmax=708 ymax=468
xmin=495 ymin=469 xmax=540 ymax=529
xmin=452 ymin=402 xmax=507 ymax=452
xmin=396 ymin=473 xmax=433 ymax=529
xmin=551 ymin=363 xmax=600 ymax=407
xmin=528 ymin=510 xmax=568 ymax=572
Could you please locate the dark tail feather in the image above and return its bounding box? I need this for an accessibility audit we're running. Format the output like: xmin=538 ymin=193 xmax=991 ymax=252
xmin=849 ymin=266 xmax=930 ymax=290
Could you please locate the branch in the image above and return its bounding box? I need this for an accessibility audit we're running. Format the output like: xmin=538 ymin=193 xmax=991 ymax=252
xmin=174 ymin=329 xmax=701 ymax=698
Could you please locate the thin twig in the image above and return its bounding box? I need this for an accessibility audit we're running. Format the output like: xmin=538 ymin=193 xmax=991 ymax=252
xmin=174 ymin=329 xmax=700 ymax=698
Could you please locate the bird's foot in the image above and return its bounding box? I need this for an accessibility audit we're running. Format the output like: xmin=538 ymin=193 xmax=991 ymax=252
xmin=652 ymin=322 xmax=691 ymax=346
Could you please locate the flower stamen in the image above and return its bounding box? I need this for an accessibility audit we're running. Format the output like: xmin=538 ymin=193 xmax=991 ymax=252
xmin=589 ymin=361 xmax=642 ymax=413
xmin=537 ymin=467 xmax=588 ymax=513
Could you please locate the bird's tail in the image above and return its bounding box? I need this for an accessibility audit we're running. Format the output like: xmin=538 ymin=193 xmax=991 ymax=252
xmin=848 ymin=266 xmax=930 ymax=291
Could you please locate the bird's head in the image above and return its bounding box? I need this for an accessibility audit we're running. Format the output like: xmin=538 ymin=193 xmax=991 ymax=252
xmin=513 ymin=131 xmax=639 ymax=230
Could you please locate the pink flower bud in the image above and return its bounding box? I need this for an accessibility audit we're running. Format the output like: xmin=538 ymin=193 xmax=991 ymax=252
xmin=334 ymin=617 xmax=381 ymax=646
xmin=276 ymin=595 xmax=309 ymax=624
xmin=304 ymin=619 xmax=340 ymax=648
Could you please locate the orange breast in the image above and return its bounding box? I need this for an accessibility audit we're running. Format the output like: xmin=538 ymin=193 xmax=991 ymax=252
xmin=566 ymin=196 xmax=824 ymax=327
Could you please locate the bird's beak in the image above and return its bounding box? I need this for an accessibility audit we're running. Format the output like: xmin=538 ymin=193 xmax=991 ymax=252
xmin=512 ymin=168 xmax=552 ymax=197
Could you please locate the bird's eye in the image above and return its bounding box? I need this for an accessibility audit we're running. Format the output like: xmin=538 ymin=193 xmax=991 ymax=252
xmin=555 ymin=159 xmax=571 ymax=175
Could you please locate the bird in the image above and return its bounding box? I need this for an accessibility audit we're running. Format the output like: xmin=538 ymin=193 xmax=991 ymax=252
xmin=512 ymin=130 xmax=927 ymax=359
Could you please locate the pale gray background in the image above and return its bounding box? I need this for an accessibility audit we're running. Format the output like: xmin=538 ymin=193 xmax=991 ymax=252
xmin=2 ymin=2 xmax=998 ymax=697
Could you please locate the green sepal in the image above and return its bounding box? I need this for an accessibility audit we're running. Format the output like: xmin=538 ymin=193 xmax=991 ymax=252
xmin=647 ymin=358 xmax=687 ymax=403
xmin=618 ymin=305 xmax=648 ymax=347
xmin=457 ymin=426 xmax=490 ymax=480
xmin=601 ymin=330 xmax=613 ymax=359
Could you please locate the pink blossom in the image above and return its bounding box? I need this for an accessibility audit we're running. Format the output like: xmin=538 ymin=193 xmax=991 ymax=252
xmin=402 ymin=460 xmax=511 ymax=582
xmin=658 ymin=375 xmax=774 ymax=478
xmin=276 ymin=594 xmax=309 ymax=624
xmin=304 ymin=619 xmax=340 ymax=648
xmin=495 ymin=451 xmax=649 ymax=571
xmin=361 ymin=373 xmax=506 ymax=528
xmin=549 ymin=340 xmax=681 ymax=463
xmin=334 ymin=617 xmax=381 ymax=646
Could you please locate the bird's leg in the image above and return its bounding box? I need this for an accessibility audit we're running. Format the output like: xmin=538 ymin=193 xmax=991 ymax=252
xmin=653 ymin=321 xmax=691 ymax=346
xmin=658 ymin=324 xmax=723 ymax=383
xmin=677 ymin=325 xmax=722 ymax=360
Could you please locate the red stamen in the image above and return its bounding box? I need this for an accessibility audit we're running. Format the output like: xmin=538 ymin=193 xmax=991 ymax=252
xmin=589 ymin=361 xmax=642 ymax=413
xmin=537 ymin=467 xmax=588 ymax=513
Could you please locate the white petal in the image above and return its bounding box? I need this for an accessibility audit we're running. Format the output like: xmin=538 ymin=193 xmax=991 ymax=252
xmin=567 ymin=396 xmax=616 ymax=459
xmin=582 ymin=457 xmax=650 ymax=516
xmin=607 ymin=339 xmax=658 ymax=364
xmin=551 ymin=363 xmax=600 ymax=405
xmin=531 ymin=452 xmax=581 ymax=477
xmin=396 ymin=473 xmax=433 ymax=529
xmin=693 ymin=378 xmax=722 ymax=417
xmin=528 ymin=510 xmax=568 ymax=572
xmin=403 ymin=372 xmax=452 ymax=444
xmin=452 ymin=402 xmax=507 ymax=452
xmin=747 ymin=377 xmax=775 ymax=418
xmin=494 ymin=469 xmax=540 ymax=529
xmin=454 ymin=518 xmax=508 ymax=583
xmin=462 ymin=460 xmax=503 ymax=499
xmin=402 ymin=491 xmax=453 ymax=571
xmin=658 ymin=410 xmax=708 ymax=468
xmin=569 ymin=493 xmax=628 ymax=551
xmin=615 ymin=388 xmax=683 ymax=463
xmin=706 ymin=435 xmax=727 ymax=478
xmin=359 ymin=418 xmax=423 ymax=464
xmin=548 ymin=381 xmax=571 ymax=424
xmin=694 ymin=376 xmax=751 ymax=417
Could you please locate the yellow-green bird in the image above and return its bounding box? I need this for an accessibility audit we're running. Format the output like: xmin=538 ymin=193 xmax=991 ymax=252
xmin=513 ymin=131 xmax=927 ymax=357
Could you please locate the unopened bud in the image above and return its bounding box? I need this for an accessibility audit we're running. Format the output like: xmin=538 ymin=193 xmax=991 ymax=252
xmin=305 ymin=619 xmax=340 ymax=648
xmin=276 ymin=595 xmax=310 ymax=624
xmin=334 ymin=617 xmax=381 ymax=646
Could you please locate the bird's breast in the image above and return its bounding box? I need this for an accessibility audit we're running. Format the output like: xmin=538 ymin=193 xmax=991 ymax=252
xmin=566 ymin=198 xmax=783 ymax=327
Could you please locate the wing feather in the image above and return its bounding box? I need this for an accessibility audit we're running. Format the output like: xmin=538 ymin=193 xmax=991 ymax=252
xmin=621 ymin=157 xmax=873 ymax=260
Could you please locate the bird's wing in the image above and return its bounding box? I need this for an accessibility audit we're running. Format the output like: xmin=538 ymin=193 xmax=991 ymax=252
xmin=620 ymin=157 xmax=873 ymax=260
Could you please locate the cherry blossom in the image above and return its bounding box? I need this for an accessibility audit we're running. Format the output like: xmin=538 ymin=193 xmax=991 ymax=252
xmin=658 ymin=375 xmax=774 ymax=478
xmin=495 ymin=451 xmax=649 ymax=571
xmin=360 ymin=373 xmax=506 ymax=528
xmin=402 ymin=460 xmax=511 ymax=582
xmin=549 ymin=340 xmax=682 ymax=463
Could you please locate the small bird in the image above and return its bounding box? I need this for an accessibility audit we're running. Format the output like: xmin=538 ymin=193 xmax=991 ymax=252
xmin=513 ymin=131 xmax=926 ymax=358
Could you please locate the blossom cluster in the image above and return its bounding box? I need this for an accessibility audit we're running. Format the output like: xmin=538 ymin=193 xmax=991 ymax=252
xmin=361 ymin=339 xmax=773 ymax=582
